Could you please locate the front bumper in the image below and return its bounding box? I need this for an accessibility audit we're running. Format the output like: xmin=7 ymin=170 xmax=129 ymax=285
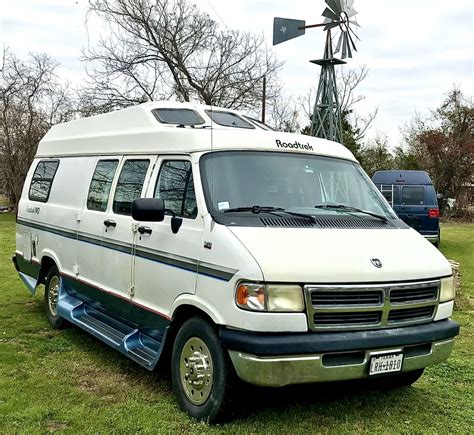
xmin=221 ymin=319 xmax=459 ymax=387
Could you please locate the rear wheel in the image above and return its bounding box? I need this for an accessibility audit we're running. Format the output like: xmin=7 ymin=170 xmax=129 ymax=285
xmin=171 ymin=317 xmax=232 ymax=423
xmin=44 ymin=266 xmax=66 ymax=329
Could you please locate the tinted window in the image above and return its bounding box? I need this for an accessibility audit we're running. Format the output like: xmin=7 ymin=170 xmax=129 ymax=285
xmin=152 ymin=108 xmax=205 ymax=125
xmin=87 ymin=160 xmax=119 ymax=211
xmin=113 ymin=160 xmax=150 ymax=215
xmin=205 ymin=110 xmax=255 ymax=129
xmin=425 ymin=185 xmax=438 ymax=205
xmin=402 ymin=186 xmax=425 ymax=205
xmin=28 ymin=160 xmax=60 ymax=202
xmin=154 ymin=161 xmax=197 ymax=219
xmin=377 ymin=185 xmax=400 ymax=205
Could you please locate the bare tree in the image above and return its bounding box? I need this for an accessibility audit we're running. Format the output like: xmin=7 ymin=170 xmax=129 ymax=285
xmin=81 ymin=0 xmax=283 ymax=114
xmin=0 ymin=49 xmax=73 ymax=207
xmin=266 ymin=95 xmax=302 ymax=133
xmin=302 ymin=65 xmax=378 ymax=142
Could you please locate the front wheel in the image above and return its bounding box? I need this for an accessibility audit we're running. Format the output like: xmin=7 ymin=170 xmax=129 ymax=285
xmin=171 ymin=317 xmax=232 ymax=423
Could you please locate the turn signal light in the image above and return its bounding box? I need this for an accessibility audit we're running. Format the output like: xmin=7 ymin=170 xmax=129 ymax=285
xmin=428 ymin=208 xmax=440 ymax=218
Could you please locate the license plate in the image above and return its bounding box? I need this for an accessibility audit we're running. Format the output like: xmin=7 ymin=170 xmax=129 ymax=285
xmin=369 ymin=353 xmax=403 ymax=376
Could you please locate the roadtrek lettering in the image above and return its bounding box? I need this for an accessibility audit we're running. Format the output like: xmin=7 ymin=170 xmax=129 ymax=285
xmin=276 ymin=139 xmax=313 ymax=151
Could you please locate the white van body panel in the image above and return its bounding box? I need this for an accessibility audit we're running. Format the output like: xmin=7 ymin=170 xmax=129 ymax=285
xmin=229 ymin=226 xmax=453 ymax=283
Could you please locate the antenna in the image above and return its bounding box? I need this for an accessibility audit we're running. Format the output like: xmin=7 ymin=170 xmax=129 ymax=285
xmin=273 ymin=0 xmax=360 ymax=144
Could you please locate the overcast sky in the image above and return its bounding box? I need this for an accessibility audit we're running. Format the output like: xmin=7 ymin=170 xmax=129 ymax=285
xmin=1 ymin=0 xmax=473 ymax=145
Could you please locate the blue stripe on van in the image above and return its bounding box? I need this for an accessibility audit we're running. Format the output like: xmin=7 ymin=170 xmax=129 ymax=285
xmin=16 ymin=218 xmax=237 ymax=281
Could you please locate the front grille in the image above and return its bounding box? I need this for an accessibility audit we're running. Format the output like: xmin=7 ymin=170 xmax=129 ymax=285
xmin=311 ymin=290 xmax=382 ymax=306
xmin=314 ymin=311 xmax=381 ymax=326
xmin=305 ymin=280 xmax=439 ymax=331
xmin=390 ymin=286 xmax=438 ymax=303
xmin=388 ymin=306 xmax=434 ymax=323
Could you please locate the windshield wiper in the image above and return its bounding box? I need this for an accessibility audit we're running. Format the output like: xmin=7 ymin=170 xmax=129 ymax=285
xmin=223 ymin=206 xmax=317 ymax=222
xmin=314 ymin=204 xmax=388 ymax=222
xmin=224 ymin=205 xmax=285 ymax=214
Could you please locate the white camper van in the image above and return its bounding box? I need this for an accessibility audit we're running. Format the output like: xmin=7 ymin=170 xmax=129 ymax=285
xmin=13 ymin=102 xmax=459 ymax=422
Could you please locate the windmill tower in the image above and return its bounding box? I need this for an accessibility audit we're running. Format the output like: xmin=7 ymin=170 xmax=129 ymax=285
xmin=273 ymin=0 xmax=360 ymax=144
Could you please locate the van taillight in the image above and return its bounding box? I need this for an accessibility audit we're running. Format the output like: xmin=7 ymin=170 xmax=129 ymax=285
xmin=428 ymin=208 xmax=440 ymax=218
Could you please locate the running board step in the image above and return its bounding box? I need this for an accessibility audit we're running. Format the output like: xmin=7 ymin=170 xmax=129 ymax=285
xmin=57 ymin=285 xmax=163 ymax=370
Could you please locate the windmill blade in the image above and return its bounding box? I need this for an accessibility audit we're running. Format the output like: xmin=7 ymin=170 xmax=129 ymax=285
xmin=345 ymin=0 xmax=355 ymax=8
xmin=346 ymin=34 xmax=353 ymax=58
xmin=345 ymin=7 xmax=358 ymax=18
xmin=335 ymin=32 xmax=344 ymax=53
xmin=341 ymin=33 xmax=348 ymax=58
xmin=322 ymin=7 xmax=340 ymax=22
xmin=347 ymin=31 xmax=357 ymax=51
xmin=348 ymin=24 xmax=361 ymax=41
xmin=326 ymin=0 xmax=343 ymax=16
xmin=324 ymin=21 xmax=340 ymax=31
xmin=349 ymin=19 xmax=361 ymax=27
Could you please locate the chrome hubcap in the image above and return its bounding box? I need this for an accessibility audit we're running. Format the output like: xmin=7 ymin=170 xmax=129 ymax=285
xmin=48 ymin=276 xmax=60 ymax=316
xmin=180 ymin=337 xmax=213 ymax=405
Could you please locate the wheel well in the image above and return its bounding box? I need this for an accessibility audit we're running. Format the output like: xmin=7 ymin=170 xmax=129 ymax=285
xmin=171 ymin=305 xmax=216 ymax=331
xmin=158 ymin=305 xmax=217 ymax=368
xmin=38 ymin=256 xmax=57 ymax=285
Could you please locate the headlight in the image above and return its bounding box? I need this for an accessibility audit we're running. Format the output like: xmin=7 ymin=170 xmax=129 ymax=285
xmin=440 ymin=276 xmax=455 ymax=302
xmin=235 ymin=283 xmax=304 ymax=312
xmin=267 ymin=285 xmax=305 ymax=312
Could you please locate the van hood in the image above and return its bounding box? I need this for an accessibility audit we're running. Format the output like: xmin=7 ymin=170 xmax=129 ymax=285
xmin=229 ymin=227 xmax=452 ymax=283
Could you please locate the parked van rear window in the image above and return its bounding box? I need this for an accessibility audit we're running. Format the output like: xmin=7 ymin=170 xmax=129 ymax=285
xmin=87 ymin=160 xmax=119 ymax=211
xmin=28 ymin=160 xmax=60 ymax=202
xmin=402 ymin=186 xmax=425 ymax=205
xmin=155 ymin=161 xmax=197 ymax=219
xmin=113 ymin=159 xmax=150 ymax=215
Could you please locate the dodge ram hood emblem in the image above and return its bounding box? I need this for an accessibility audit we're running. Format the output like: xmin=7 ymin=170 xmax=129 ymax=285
xmin=371 ymin=258 xmax=382 ymax=268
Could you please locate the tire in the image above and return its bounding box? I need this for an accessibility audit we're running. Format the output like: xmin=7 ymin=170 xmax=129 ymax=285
xmin=171 ymin=317 xmax=233 ymax=423
xmin=44 ymin=265 xmax=66 ymax=329
xmin=369 ymin=368 xmax=424 ymax=390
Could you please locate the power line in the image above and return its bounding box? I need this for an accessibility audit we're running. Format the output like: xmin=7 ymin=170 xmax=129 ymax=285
xmin=207 ymin=1 xmax=228 ymax=29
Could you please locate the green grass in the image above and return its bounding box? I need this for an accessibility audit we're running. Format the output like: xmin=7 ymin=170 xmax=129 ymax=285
xmin=0 ymin=195 xmax=9 ymax=207
xmin=0 ymin=213 xmax=473 ymax=433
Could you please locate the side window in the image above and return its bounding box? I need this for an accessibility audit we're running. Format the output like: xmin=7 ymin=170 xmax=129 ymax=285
xmin=402 ymin=186 xmax=425 ymax=205
xmin=28 ymin=160 xmax=60 ymax=202
xmin=113 ymin=159 xmax=150 ymax=215
xmin=87 ymin=160 xmax=119 ymax=211
xmin=154 ymin=160 xmax=197 ymax=219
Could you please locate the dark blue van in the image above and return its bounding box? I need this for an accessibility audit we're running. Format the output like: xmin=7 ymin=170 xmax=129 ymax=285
xmin=372 ymin=170 xmax=440 ymax=247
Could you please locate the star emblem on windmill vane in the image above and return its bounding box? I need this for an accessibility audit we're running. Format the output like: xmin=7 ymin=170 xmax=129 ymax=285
xmin=280 ymin=25 xmax=287 ymax=34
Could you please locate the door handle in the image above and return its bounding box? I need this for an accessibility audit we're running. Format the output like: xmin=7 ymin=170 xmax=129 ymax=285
xmin=104 ymin=219 xmax=117 ymax=228
xmin=138 ymin=226 xmax=152 ymax=235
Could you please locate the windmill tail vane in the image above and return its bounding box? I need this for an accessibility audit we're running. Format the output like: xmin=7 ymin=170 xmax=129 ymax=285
xmin=272 ymin=0 xmax=360 ymax=144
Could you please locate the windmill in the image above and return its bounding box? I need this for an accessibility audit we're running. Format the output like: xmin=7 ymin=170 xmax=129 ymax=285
xmin=273 ymin=0 xmax=360 ymax=144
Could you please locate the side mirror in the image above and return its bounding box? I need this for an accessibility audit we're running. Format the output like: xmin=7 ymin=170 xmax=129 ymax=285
xmin=132 ymin=198 xmax=165 ymax=222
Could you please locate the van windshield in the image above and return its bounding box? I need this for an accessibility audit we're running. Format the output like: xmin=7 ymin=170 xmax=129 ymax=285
xmin=200 ymin=151 xmax=396 ymax=221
